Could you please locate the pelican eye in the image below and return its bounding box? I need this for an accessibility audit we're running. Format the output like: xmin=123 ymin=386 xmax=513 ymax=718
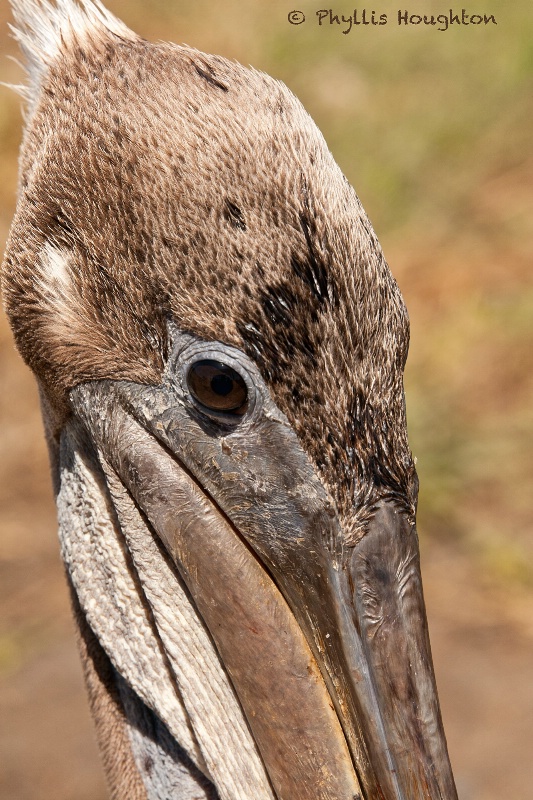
xmin=187 ymin=359 xmax=248 ymax=415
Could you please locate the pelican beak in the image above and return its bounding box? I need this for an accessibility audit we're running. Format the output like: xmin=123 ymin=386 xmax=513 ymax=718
xmin=68 ymin=332 xmax=457 ymax=800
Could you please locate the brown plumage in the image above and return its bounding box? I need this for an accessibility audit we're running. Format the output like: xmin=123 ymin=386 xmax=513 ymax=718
xmin=3 ymin=4 xmax=458 ymax=800
xmin=3 ymin=10 xmax=415 ymax=540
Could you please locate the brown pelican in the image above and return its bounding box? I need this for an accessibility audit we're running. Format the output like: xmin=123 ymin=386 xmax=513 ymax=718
xmin=2 ymin=2 xmax=458 ymax=798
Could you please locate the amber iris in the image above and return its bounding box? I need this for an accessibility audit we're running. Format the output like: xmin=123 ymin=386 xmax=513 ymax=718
xmin=187 ymin=360 xmax=248 ymax=415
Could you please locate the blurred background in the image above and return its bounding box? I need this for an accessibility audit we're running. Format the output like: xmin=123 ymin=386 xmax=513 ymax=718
xmin=0 ymin=1 xmax=532 ymax=798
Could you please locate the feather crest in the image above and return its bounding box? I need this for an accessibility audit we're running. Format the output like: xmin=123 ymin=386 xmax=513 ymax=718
xmin=8 ymin=0 xmax=136 ymax=107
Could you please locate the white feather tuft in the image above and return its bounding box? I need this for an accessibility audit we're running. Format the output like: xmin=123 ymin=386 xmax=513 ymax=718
xmin=8 ymin=0 xmax=136 ymax=107
xmin=40 ymin=240 xmax=72 ymax=286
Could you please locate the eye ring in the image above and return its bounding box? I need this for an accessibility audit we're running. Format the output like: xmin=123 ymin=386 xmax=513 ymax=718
xmin=186 ymin=359 xmax=249 ymax=416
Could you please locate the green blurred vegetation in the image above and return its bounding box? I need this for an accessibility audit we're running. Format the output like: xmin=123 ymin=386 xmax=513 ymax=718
xmin=1 ymin=0 xmax=532 ymax=589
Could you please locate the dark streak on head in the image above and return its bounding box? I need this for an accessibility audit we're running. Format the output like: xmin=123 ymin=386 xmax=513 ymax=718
xmin=41 ymin=207 xmax=77 ymax=249
xmin=238 ymin=273 xmax=320 ymax=389
xmin=293 ymin=196 xmax=338 ymax=307
xmin=297 ymin=214 xmax=329 ymax=302
xmin=193 ymin=63 xmax=229 ymax=93
xmin=224 ymin=200 xmax=246 ymax=231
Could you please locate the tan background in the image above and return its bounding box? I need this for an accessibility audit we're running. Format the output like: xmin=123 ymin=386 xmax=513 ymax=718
xmin=1 ymin=1 xmax=532 ymax=798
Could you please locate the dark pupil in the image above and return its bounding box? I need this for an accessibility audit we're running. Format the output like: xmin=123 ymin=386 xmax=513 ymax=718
xmin=211 ymin=373 xmax=233 ymax=397
xmin=187 ymin=360 xmax=248 ymax=415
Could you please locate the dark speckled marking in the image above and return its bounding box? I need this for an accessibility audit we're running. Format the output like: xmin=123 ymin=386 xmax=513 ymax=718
xmin=290 ymin=212 xmax=338 ymax=307
xmin=259 ymin=284 xmax=298 ymax=328
xmin=41 ymin=207 xmax=74 ymax=243
xmin=238 ymin=278 xmax=319 ymax=386
xmin=193 ymin=63 xmax=229 ymax=92
xmin=224 ymin=200 xmax=246 ymax=231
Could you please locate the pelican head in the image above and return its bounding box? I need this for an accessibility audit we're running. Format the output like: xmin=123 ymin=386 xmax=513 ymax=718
xmin=3 ymin=2 xmax=458 ymax=799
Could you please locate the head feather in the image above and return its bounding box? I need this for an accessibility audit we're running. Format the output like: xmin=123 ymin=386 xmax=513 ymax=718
xmin=3 ymin=0 xmax=416 ymax=528
xmin=8 ymin=0 xmax=136 ymax=110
